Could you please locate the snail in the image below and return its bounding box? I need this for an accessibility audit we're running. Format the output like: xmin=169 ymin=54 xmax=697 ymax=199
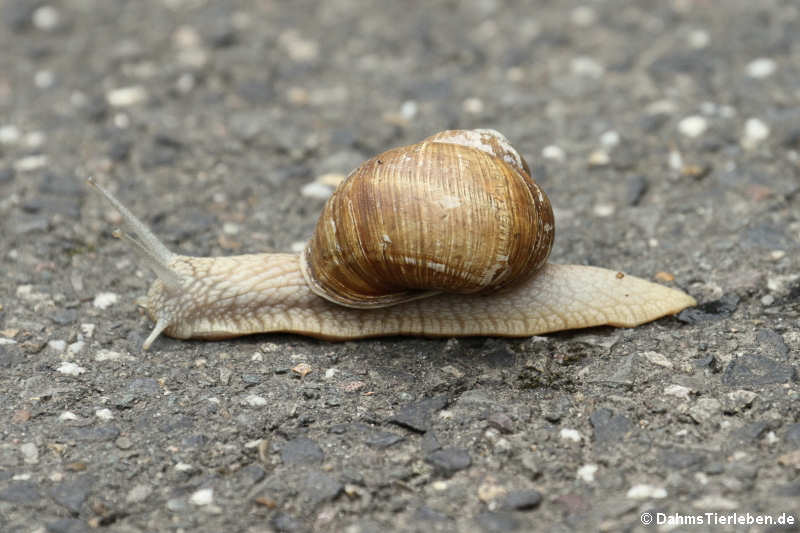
xmin=88 ymin=129 xmax=696 ymax=350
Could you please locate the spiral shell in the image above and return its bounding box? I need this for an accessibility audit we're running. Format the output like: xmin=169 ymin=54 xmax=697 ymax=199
xmin=300 ymin=129 xmax=554 ymax=308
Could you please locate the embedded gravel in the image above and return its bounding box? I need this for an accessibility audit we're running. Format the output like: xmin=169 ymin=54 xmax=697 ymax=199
xmin=1 ymin=1 xmax=799 ymax=532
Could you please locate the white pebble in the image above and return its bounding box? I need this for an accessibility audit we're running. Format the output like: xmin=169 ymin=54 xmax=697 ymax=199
xmin=222 ymin=222 xmax=240 ymax=235
xmin=59 ymin=411 xmax=79 ymax=421
xmin=95 ymin=408 xmax=114 ymax=420
xmin=691 ymin=495 xmax=738 ymax=510
xmin=664 ymin=384 xmax=691 ymax=399
xmin=678 ymin=115 xmax=707 ymax=138
xmin=587 ymin=149 xmax=610 ymax=167
xmin=33 ymin=5 xmax=60 ymax=31
xmin=244 ymin=395 xmax=267 ymax=407
xmin=642 ymin=351 xmax=673 ymax=369
xmin=106 ymin=86 xmax=148 ymax=107
xmin=668 ymin=148 xmax=683 ymax=170
xmin=571 ymin=6 xmax=596 ymax=27
xmin=20 ymin=443 xmax=39 ymax=464
xmin=34 ymin=70 xmax=55 ymax=89
xmin=593 ymin=203 xmax=615 ymax=217
xmin=746 ymin=58 xmax=776 ymax=79
xmin=24 ymin=131 xmax=46 ymax=148
xmin=400 ymin=100 xmax=418 ymax=119
xmin=301 ymin=181 xmax=334 ymax=200
xmin=627 ymin=484 xmax=667 ymax=499
xmin=81 ymin=323 xmax=96 ymax=338
xmin=57 ymin=361 xmax=86 ymax=376
xmin=67 ymin=341 xmax=85 ymax=356
xmin=462 ymin=97 xmax=484 ymax=114
xmin=599 ymin=130 xmax=620 ymax=147
xmin=175 ymin=462 xmax=194 ymax=472
xmin=0 ymin=125 xmax=21 ymax=145
xmin=189 ymin=488 xmax=214 ymax=506
xmin=688 ymin=29 xmax=710 ymax=49
xmin=741 ymin=118 xmax=769 ymax=148
xmin=541 ymin=145 xmax=565 ymax=162
xmin=278 ymin=30 xmax=319 ymax=62
xmin=559 ymin=428 xmax=582 ymax=443
xmin=324 ymin=368 xmax=337 ymax=379
xmin=48 ymin=339 xmax=67 ymax=352
xmin=14 ymin=155 xmax=48 ymax=172
xmin=95 ymin=349 xmax=135 ymax=362
xmin=570 ymin=56 xmax=604 ymax=78
xmin=93 ymin=292 xmax=118 ymax=309
xmin=577 ymin=464 xmax=598 ymax=483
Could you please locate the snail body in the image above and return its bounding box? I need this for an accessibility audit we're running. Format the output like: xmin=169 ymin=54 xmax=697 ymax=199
xmin=88 ymin=129 xmax=695 ymax=350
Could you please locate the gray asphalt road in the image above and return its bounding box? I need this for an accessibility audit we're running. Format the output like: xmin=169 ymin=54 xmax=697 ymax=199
xmin=1 ymin=1 xmax=798 ymax=532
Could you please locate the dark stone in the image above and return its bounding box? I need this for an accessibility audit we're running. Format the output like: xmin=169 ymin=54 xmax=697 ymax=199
xmin=426 ymin=447 xmax=471 ymax=476
xmin=280 ymin=437 xmax=324 ymax=465
xmin=39 ymin=172 xmax=83 ymax=196
xmin=677 ymin=293 xmax=739 ymax=324
xmin=160 ymin=415 xmax=194 ymax=433
xmin=239 ymin=464 xmax=266 ymax=485
xmin=83 ymin=96 xmax=108 ymax=121
xmin=693 ymin=355 xmax=722 ymax=373
xmin=784 ymin=423 xmax=800 ymax=445
xmin=63 ymin=425 xmax=120 ymax=442
xmin=241 ymin=374 xmax=261 ymax=386
xmin=389 ymin=395 xmax=449 ymax=433
xmin=648 ymin=51 xmax=714 ymax=80
xmin=45 ymin=519 xmax=90 ymax=533
xmin=474 ymin=511 xmax=521 ymax=532
xmin=108 ymin=140 xmax=132 ymax=162
xmin=483 ymin=341 xmax=517 ymax=368
xmin=237 ymin=79 xmax=274 ymax=104
xmin=415 ymin=505 xmax=450 ymax=522
xmin=300 ymin=471 xmax=342 ymax=506
xmin=140 ymin=135 xmax=183 ymax=168
xmin=0 ymin=344 xmax=23 ymax=368
xmin=729 ymin=422 xmax=771 ymax=444
xmin=128 ymin=378 xmax=160 ymax=396
xmin=209 ymin=25 xmax=237 ymax=48
xmin=722 ymin=355 xmax=796 ymax=387
xmin=365 ymin=431 xmax=404 ymax=449
xmin=500 ymin=489 xmax=542 ymax=511
xmin=776 ymin=482 xmax=800 ymax=496
xmin=22 ymin=199 xmax=42 ymax=213
xmin=49 ymin=475 xmax=93 ymax=514
xmin=784 ymin=128 xmax=800 ymax=149
xmin=0 ymin=166 xmax=15 ymax=183
xmin=49 ymin=309 xmax=77 ymax=326
xmin=639 ymin=113 xmax=669 ymax=133
xmin=626 ymin=175 xmax=648 ymax=206
xmin=486 ymin=412 xmax=514 ymax=434
xmin=0 ymin=481 xmax=42 ymax=504
xmin=4 ymin=0 xmax=40 ymax=32
xmin=660 ymin=448 xmax=707 ymax=470
xmin=270 ymin=511 xmax=303 ymax=532
xmin=421 ymin=431 xmax=441 ymax=454
xmin=755 ymin=329 xmax=789 ymax=359
xmin=181 ymin=434 xmax=207 ymax=449
xmin=590 ymin=408 xmax=632 ymax=445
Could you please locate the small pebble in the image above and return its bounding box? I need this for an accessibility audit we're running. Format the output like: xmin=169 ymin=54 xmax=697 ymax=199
xmin=462 ymin=97 xmax=484 ymax=114
xmin=292 ymin=362 xmax=312 ymax=377
xmin=14 ymin=155 xmax=48 ymax=172
xmin=678 ymin=115 xmax=708 ymax=138
xmin=400 ymin=100 xmax=418 ymax=119
xmin=691 ymin=495 xmax=739 ymax=510
xmin=541 ymin=145 xmax=565 ymax=161
xmin=34 ymin=70 xmax=54 ymax=89
xmin=642 ymin=351 xmax=673 ymax=369
xmin=278 ymin=29 xmax=319 ymax=62
xmin=627 ymin=484 xmax=667 ymax=499
xmin=244 ymin=395 xmax=267 ymax=407
xmin=57 ymin=362 xmax=86 ymax=376
xmin=106 ymin=86 xmax=148 ymax=107
xmin=599 ymin=130 xmax=620 ymax=147
xmin=32 ymin=5 xmax=60 ymax=31
xmin=559 ymin=428 xmax=582 ymax=443
xmin=688 ymin=29 xmax=710 ymax=49
xmin=95 ymin=408 xmax=113 ymax=420
xmin=20 ymin=443 xmax=39 ymax=464
xmin=81 ymin=324 xmax=96 ymax=338
xmin=0 ymin=125 xmax=21 ymax=145
xmin=570 ymin=6 xmax=596 ymax=26
xmin=664 ymin=384 xmax=692 ymax=399
xmin=571 ymin=56 xmax=604 ymax=78
xmin=48 ymin=340 xmax=67 ymax=352
xmin=741 ymin=118 xmax=769 ymax=149
xmin=93 ymin=292 xmax=118 ymax=309
xmin=587 ymin=149 xmax=610 ymax=167
xmin=190 ymin=488 xmax=214 ymax=506
xmin=59 ymin=412 xmax=79 ymax=421
xmin=577 ymin=464 xmax=598 ymax=483
xmin=301 ymin=181 xmax=334 ymax=200
xmin=593 ymin=203 xmax=615 ymax=217
xmin=746 ymin=58 xmax=776 ymax=79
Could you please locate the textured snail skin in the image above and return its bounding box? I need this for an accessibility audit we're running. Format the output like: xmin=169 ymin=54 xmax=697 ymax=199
xmin=144 ymin=252 xmax=696 ymax=349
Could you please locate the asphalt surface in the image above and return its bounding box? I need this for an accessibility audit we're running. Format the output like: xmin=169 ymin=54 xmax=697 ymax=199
xmin=1 ymin=1 xmax=799 ymax=532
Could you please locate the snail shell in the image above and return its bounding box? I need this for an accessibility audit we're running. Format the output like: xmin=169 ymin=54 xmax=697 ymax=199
xmin=300 ymin=129 xmax=555 ymax=308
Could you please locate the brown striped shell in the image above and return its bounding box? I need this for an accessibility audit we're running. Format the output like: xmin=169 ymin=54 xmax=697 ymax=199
xmin=300 ymin=129 xmax=554 ymax=309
